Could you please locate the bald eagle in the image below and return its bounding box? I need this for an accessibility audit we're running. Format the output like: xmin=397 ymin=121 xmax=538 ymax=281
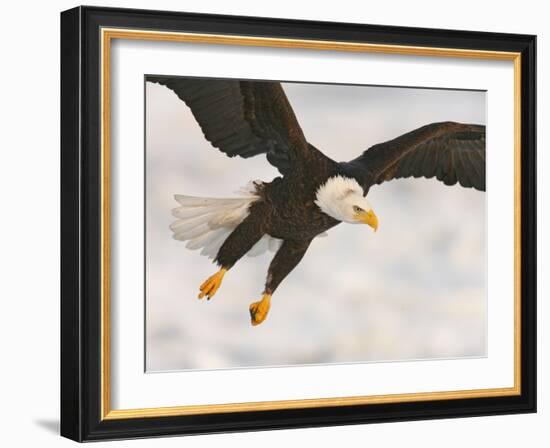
xmin=149 ymin=77 xmax=485 ymax=326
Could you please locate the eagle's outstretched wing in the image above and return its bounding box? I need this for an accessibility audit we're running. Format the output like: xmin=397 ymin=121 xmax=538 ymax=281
xmin=344 ymin=121 xmax=486 ymax=192
xmin=148 ymin=76 xmax=311 ymax=175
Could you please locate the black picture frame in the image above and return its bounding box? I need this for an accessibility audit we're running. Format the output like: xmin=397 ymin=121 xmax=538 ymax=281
xmin=61 ymin=5 xmax=536 ymax=442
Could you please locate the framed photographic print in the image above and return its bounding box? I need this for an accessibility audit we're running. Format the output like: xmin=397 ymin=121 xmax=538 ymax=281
xmin=60 ymin=6 xmax=537 ymax=442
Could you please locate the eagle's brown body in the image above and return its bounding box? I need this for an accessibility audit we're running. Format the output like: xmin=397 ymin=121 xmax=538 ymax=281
xmin=216 ymin=148 xmax=340 ymax=294
xmin=150 ymin=76 xmax=486 ymax=325
xmin=257 ymin=148 xmax=339 ymax=241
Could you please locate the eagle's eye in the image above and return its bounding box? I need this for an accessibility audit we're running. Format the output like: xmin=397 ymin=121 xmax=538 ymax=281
xmin=353 ymin=205 xmax=364 ymax=213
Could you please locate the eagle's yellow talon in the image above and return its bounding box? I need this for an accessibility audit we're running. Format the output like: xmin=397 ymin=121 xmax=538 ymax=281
xmin=249 ymin=294 xmax=271 ymax=326
xmin=198 ymin=268 xmax=226 ymax=300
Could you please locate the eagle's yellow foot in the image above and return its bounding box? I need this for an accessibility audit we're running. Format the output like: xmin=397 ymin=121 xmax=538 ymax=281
xmin=249 ymin=293 xmax=271 ymax=326
xmin=198 ymin=268 xmax=227 ymax=300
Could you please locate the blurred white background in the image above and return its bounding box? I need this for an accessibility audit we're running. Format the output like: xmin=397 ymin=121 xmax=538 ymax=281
xmin=0 ymin=1 xmax=545 ymax=446
xmin=146 ymin=81 xmax=487 ymax=371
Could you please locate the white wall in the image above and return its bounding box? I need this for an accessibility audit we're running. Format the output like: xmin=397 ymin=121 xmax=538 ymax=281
xmin=0 ymin=0 xmax=545 ymax=446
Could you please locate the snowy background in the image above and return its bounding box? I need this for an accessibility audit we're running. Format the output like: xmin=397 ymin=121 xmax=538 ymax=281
xmin=145 ymin=80 xmax=486 ymax=372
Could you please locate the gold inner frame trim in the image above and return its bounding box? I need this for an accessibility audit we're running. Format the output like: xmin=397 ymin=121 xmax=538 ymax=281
xmin=100 ymin=27 xmax=522 ymax=421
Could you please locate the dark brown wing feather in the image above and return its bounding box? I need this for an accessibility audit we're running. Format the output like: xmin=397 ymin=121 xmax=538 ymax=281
xmin=148 ymin=76 xmax=310 ymax=175
xmin=346 ymin=122 xmax=485 ymax=191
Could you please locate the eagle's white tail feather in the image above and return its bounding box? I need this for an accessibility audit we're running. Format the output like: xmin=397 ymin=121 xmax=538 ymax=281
xmin=176 ymin=222 xmax=211 ymax=241
xmin=170 ymin=190 xmax=283 ymax=259
xmin=170 ymin=213 xmax=215 ymax=236
xmin=209 ymin=203 xmax=252 ymax=227
xmin=172 ymin=203 xmax=238 ymax=220
xmin=185 ymin=227 xmax=225 ymax=250
xmin=200 ymin=230 xmax=232 ymax=258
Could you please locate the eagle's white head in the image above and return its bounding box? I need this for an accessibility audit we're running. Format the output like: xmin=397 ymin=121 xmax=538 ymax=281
xmin=314 ymin=175 xmax=378 ymax=231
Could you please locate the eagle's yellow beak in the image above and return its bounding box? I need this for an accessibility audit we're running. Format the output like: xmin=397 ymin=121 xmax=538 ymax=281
xmin=357 ymin=209 xmax=378 ymax=232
